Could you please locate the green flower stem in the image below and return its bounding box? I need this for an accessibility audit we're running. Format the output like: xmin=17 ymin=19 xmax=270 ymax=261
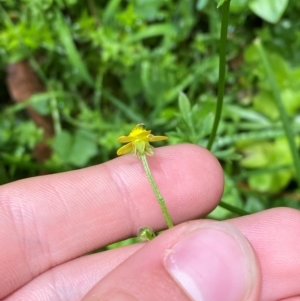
xmin=140 ymin=154 xmax=174 ymax=228
xmin=219 ymin=200 xmax=250 ymax=216
xmin=207 ymin=0 xmax=231 ymax=150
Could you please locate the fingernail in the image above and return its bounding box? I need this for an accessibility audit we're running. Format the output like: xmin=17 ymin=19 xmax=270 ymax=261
xmin=164 ymin=224 xmax=253 ymax=301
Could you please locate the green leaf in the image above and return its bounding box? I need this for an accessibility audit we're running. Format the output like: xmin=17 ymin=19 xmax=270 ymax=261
xmin=240 ymin=137 xmax=296 ymax=193
xmin=30 ymin=94 xmax=51 ymax=115
xmin=68 ymin=130 xmax=98 ymax=166
xmin=134 ymin=0 xmax=168 ymax=20
xmin=249 ymin=0 xmax=289 ymax=23
xmin=240 ymin=142 xmax=272 ymax=168
xmin=52 ymin=130 xmax=98 ymax=167
xmin=103 ymin=0 xmax=122 ymax=24
xmin=217 ymin=0 xmax=227 ymax=8
xmin=230 ymin=0 xmax=249 ymax=13
xmin=253 ymin=91 xmax=278 ymax=120
xmin=248 ymin=169 xmax=291 ymax=192
xmin=52 ymin=130 xmax=72 ymax=161
xmin=196 ymin=0 xmax=209 ymax=10
xmin=125 ymin=24 xmax=176 ymax=43
xmin=178 ymin=92 xmax=191 ymax=124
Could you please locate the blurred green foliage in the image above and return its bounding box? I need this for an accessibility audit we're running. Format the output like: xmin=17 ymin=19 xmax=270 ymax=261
xmin=1 ymin=0 xmax=300 ymax=219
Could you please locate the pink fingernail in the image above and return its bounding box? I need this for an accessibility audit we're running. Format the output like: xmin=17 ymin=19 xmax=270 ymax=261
xmin=164 ymin=226 xmax=251 ymax=301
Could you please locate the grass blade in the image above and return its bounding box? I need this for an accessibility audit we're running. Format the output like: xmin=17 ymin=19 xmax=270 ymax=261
xmin=255 ymin=39 xmax=300 ymax=188
xmin=54 ymin=10 xmax=94 ymax=87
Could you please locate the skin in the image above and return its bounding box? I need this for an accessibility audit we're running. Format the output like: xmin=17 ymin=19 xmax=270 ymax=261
xmin=0 ymin=144 xmax=300 ymax=300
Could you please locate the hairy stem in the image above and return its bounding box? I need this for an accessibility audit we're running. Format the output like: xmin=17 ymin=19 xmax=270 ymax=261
xmin=140 ymin=154 xmax=173 ymax=228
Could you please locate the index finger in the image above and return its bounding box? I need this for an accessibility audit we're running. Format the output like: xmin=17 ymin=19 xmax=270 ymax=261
xmin=0 ymin=144 xmax=223 ymax=298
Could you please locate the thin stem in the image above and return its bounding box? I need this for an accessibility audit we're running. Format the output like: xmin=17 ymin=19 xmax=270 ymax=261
xmin=93 ymin=69 xmax=104 ymax=113
xmin=219 ymin=200 xmax=250 ymax=216
xmin=255 ymin=39 xmax=300 ymax=188
xmin=140 ymin=154 xmax=173 ymax=228
xmin=207 ymin=0 xmax=231 ymax=150
xmin=50 ymin=94 xmax=62 ymax=135
xmin=87 ymin=0 xmax=101 ymax=27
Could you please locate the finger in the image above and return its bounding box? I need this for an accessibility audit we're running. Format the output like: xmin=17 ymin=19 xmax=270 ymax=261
xmin=82 ymin=221 xmax=261 ymax=301
xmin=0 ymin=144 xmax=224 ymax=298
xmin=229 ymin=207 xmax=300 ymax=301
xmin=4 ymin=244 xmax=143 ymax=301
xmin=279 ymin=298 xmax=300 ymax=301
xmin=8 ymin=208 xmax=300 ymax=301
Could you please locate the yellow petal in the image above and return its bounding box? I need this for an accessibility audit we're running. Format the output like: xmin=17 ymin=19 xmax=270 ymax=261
xmin=130 ymin=129 xmax=151 ymax=138
xmin=117 ymin=136 xmax=132 ymax=143
xmin=117 ymin=143 xmax=133 ymax=155
xmin=148 ymin=135 xmax=168 ymax=142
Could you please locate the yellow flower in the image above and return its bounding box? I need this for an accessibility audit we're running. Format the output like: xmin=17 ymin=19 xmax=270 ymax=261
xmin=117 ymin=123 xmax=168 ymax=156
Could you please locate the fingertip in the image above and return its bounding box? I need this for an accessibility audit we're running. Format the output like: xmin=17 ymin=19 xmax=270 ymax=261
xmin=156 ymin=144 xmax=224 ymax=216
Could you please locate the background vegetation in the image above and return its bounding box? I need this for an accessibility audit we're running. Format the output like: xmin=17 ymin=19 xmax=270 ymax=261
xmin=1 ymin=0 xmax=300 ymax=222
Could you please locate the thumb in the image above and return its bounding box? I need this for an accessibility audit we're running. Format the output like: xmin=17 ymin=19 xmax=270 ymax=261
xmin=83 ymin=221 xmax=261 ymax=301
xmin=164 ymin=221 xmax=261 ymax=301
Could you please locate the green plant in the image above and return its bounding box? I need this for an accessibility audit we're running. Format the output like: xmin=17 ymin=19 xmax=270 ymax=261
xmin=1 ymin=0 xmax=300 ymax=225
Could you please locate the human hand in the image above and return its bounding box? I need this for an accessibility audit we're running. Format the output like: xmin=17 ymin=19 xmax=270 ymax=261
xmin=1 ymin=144 xmax=300 ymax=301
